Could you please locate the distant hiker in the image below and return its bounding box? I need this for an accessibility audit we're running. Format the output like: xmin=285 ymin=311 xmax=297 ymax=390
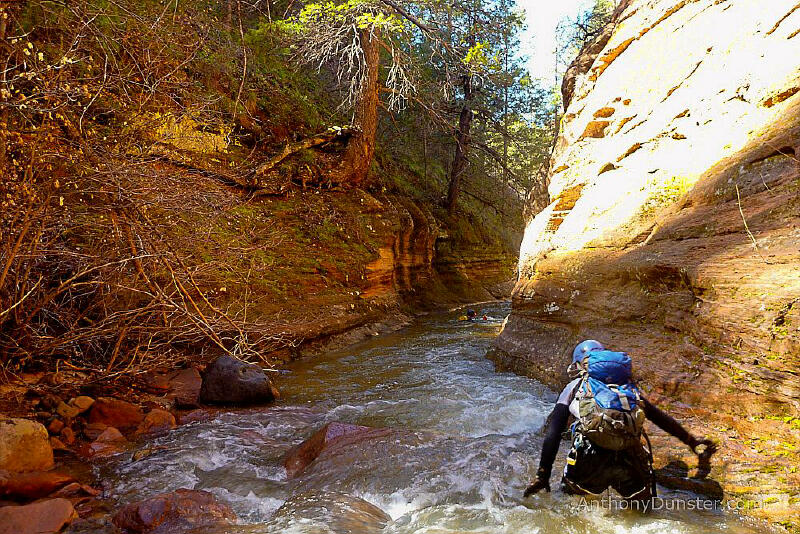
xmin=467 ymin=309 xmax=477 ymax=320
xmin=482 ymin=315 xmax=489 ymax=321
xmin=523 ymin=340 xmax=717 ymax=503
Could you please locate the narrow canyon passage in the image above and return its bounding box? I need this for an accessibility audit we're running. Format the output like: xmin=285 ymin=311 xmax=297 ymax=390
xmin=81 ymin=303 xmax=764 ymax=533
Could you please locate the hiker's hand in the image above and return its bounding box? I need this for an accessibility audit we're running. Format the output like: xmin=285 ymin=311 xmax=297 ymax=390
xmin=692 ymin=438 xmax=717 ymax=462
xmin=523 ymin=477 xmax=550 ymax=497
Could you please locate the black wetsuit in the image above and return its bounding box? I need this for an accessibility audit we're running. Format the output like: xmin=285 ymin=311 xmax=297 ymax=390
xmin=539 ymin=378 xmax=696 ymax=499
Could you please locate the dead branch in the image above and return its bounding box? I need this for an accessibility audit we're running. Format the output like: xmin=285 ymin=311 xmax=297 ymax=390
xmin=252 ymin=127 xmax=356 ymax=179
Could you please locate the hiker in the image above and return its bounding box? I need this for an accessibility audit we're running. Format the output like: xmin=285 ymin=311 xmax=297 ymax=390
xmin=523 ymin=340 xmax=717 ymax=501
xmin=459 ymin=309 xmax=478 ymax=321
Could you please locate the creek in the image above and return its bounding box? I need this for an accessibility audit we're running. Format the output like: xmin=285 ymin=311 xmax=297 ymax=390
xmin=87 ymin=302 xmax=764 ymax=533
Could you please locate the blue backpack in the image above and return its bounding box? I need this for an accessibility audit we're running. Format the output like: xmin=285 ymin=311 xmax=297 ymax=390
xmin=572 ymin=351 xmax=646 ymax=450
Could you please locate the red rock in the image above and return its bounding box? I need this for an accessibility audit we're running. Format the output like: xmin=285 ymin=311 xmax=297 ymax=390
xmin=167 ymin=368 xmax=202 ymax=407
xmin=50 ymin=481 xmax=101 ymax=499
xmin=47 ymin=419 xmax=65 ymax=435
xmin=81 ymin=427 xmax=128 ymax=459
xmin=111 ymin=489 xmax=235 ymax=533
xmin=134 ymin=409 xmax=177 ymax=438
xmin=88 ymin=398 xmax=144 ymax=432
xmin=55 ymin=401 xmax=80 ymax=419
xmin=0 ymin=418 xmax=54 ymax=472
xmin=0 ymin=470 xmax=76 ymax=500
xmin=70 ymin=396 xmax=95 ymax=414
xmin=178 ymin=409 xmax=218 ymax=425
xmin=0 ymin=498 xmax=76 ymax=534
xmin=284 ymin=422 xmax=390 ymax=478
xmin=59 ymin=427 xmax=75 ymax=445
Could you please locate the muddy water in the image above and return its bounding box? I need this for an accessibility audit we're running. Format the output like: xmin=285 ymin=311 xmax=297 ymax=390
xmin=88 ymin=302 xmax=765 ymax=533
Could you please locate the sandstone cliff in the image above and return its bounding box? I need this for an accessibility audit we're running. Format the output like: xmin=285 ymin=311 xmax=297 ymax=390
xmin=494 ymin=0 xmax=800 ymax=527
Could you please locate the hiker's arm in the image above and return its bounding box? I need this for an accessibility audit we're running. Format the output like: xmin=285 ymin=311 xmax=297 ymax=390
xmin=641 ymin=397 xmax=716 ymax=457
xmin=539 ymin=403 xmax=570 ymax=477
xmin=641 ymin=397 xmax=693 ymax=444
xmin=524 ymin=403 xmax=569 ymax=496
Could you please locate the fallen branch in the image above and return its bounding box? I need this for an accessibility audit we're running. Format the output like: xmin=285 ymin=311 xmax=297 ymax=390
xmin=252 ymin=127 xmax=356 ymax=179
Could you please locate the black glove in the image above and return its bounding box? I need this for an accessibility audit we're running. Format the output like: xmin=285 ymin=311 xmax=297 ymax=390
xmin=523 ymin=469 xmax=551 ymax=497
xmin=690 ymin=437 xmax=718 ymax=462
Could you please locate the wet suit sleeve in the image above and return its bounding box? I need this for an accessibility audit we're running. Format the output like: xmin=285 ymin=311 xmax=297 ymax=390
xmin=537 ymin=403 xmax=570 ymax=478
xmin=641 ymin=397 xmax=696 ymax=447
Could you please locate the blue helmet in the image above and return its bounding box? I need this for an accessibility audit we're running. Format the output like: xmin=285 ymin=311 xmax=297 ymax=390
xmin=572 ymin=339 xmax=605 ymax=363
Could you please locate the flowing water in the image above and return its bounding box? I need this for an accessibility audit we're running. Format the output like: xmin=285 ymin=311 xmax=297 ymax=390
xmin=86 ymin=302 xmax=766 ymax=533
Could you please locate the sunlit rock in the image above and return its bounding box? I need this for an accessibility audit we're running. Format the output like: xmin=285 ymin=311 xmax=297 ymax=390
xmin=0 ymin=418 xmax=54 ymax=473
xmin=501 ymin=0 xmax=800 ymax=527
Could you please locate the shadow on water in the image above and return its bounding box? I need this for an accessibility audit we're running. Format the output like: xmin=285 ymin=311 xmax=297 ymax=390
xmin=80 ymin=302 xmax=766 ymax=534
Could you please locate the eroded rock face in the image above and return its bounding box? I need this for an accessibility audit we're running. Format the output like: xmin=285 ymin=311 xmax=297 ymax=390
xmin=0 ymin=418 xmax=54 ymax=472
xmin=498 ymin=0 xmax=800 ymax=527
xmin=112 ymin=489 xmax=235 ymax=534
xmin=199 ymin=354 xmax=279 ymax=405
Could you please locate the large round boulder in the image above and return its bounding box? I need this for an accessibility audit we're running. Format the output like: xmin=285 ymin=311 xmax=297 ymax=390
xmin=0 ymin=418 xmax=54 ymax=472
xmin=112 ymin=488 xmax=235 ymax=533
xmin=199 ymin=354 xmax=279 ymax=405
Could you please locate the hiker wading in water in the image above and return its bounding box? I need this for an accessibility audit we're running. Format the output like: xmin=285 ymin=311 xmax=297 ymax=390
xmin=524 ymin=340 xmax=717 ymax=502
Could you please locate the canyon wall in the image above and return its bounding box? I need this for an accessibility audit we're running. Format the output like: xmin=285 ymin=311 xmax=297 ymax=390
xmin=362 ymin=197 xmax=516 ymax=306
xmin=494 ymin=0 xmax=800 ymax=527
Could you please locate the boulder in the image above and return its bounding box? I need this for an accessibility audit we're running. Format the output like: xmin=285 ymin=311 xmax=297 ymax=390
xmin=0 ymin=470 xmax=75 ymax=500
xmin=88 ymin=398 xmax=144 ymax=431
xmin=266 ymin=491 xmax=390 ymax=534
xmin=0 ymin=418 xmax=54 ymax=472
xmin=199 ymin=354 xmax=279 ymax=405
xmin=81 ymin=427 xmax=128 ymax=459
xmin=134 ymin=409 xmax=177 ymax=438
xmin=111 ymin=489 xmax=235 ymax=534
xmin=0 ymin=498 xmax=76 ymax=534
xmin=284 ymin=422 xmax=390 ymax=478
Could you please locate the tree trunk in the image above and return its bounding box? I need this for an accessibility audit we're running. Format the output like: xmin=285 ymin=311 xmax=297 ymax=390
xmin=446 ymin=75 xmax=474 ymax=215
xmin=342 ymin=29 xmax=380 ymax=186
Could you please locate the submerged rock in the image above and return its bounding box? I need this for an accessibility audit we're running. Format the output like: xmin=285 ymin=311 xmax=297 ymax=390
xmin=111 ymin=488 xmax=235 ymax=533
xmin=266 ymin=491 xmax=390 ymax=534
xmin=0 ymin=498 xmax=77 ymax=534
xmin=284 ymin=422 xmax=387 ymax=478
xmin=0 ymin=418 xmax=54 ymax=472
xmin=80 ymin=427 xmax=129 ymax=459
xmin=199 ymin=354 xmax=279 ymax=405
